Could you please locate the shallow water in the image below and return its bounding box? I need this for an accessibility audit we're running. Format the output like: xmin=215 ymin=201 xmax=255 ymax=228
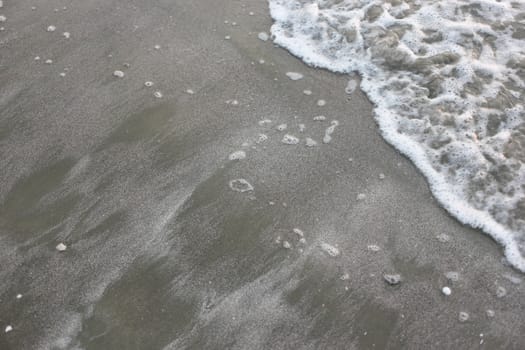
xmin=269 ymin=0 xmax=525 ymax=270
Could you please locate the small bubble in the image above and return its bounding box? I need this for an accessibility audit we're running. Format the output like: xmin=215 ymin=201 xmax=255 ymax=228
xmin=144 ymin=81 xmax=154 ymax=87
xmin=154 ymin=91 xmax=163 ymax=99
xmin=317 ymin=99 xmax=326 ymax=107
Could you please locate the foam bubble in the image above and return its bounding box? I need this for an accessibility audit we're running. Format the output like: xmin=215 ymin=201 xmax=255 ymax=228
xmin=229 ymin=179 xmax=254 ymax=192
xmin=305 ymin=138 xmax=317 ymax=147
xmin=228 ymin=150 xmax=246 ymax=161
xmin=320 ymin=243 xmax=340 ymax=257
xmin=281 ymin=134 xmax=299 ymax=145
xmin=323 ymin=120 xmax=339 ymax=144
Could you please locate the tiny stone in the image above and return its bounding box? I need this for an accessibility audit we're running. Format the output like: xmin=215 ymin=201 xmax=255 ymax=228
xmin=45 ymin=59 xmax=53 ymax=64
xmin=442 ymin=286 xmax=452 ymax=296
xmin=303 ymin=90 xmax=312 ymax=95
xmin=59 ymin=72 xmax=66 ymax=77
xmin=56 ymin=243 xmax=67 ymax=252
xmin=34 ymin=56 xmax=41 ymax=61
xmin=5 ymin=325 xmax=12 ymax=333
xmin=0 ymin=15 xmax=6 ymax=22
xmin=16 ymin=294 xmax=22 ymax=299
xmin=285 ymin=72 xmax=304 ymax=81
xmin=379 ymin=173 xmax=385 ymax=180
xmin=258 ymin=32 xmax=269 ymax=41
xmin=356 ymin=193 xmax=366 ymax=201
xmin=383 ymin=274 xmax=402 ymax=285
xmin=47 ymin=25 xmax=56 ymax=32
xmin=186 ymin=89 xmax=194 ymax=95
xmin=154 ymin=91 xmax=163 ymax=98
xmin=154 ymin=44 xmax=161 ymax=50
xmin=293 ymin=228 xmax=304 ymax=238
xmin=224 ymin=35 xmax=231 ymax=40
xmin=486 ymin=309 xmax=495 ymax=318
xmin=282 ymin=241 xmax=292 ymax=249
xmin=113 ymin=70 xmax=125 ymax=78
xmin=458 ymin=312 xmax=469 ymax=322
xmin=63 ymin=32 xmax=70 ymax=39
xmin=249 ymin=12 xmax=254 ymax=16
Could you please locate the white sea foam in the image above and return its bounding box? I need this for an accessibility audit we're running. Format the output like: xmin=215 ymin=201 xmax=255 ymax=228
xmin=268 ymin=0 xmax=525 ymax=271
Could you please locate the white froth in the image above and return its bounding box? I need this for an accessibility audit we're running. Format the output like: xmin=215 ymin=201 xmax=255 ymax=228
xmin=323 ymin=120 xmax=339 ymax=144
xmin=113 ymin=70 xmax=124 ymax=78
xmin=269 ymin=0 xmax=525 ymax=271
xmin=282 ymin=134 xmax=299 ymax=145
xmin=320 ymin=243 xmax=340 ymax=257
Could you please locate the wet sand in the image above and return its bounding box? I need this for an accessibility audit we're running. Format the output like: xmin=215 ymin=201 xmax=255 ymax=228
xmin=1 ymin=0 xmax=524 ymax=349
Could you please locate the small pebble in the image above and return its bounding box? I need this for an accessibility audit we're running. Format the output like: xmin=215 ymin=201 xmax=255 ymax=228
xmin=45 ymin=59 xmax=53 ymax=64
xmin=442 ymin=286 xmax=452 ymax=296
xmin=317 ymin=99 xmax=326 ymax=107
xmin=305 ymin=138 xmax=317 ymax=147
xmin=154 ymin=44 xmax=161 ymax=50
xmin=282 ymin=241 xmax=292 ymax=249
xmin=303 ymin=90 xmax=312 ymax=95
xmin=154 ymin=91 xmax=163 ymax=98
xmin=186 ymin=89 xmax=194 ymax=95
xmin=63 ymin=32 xmax=70 ymax=39
xmin=356 ymin=193 xmax=366 ymax=201
xmin=113 ymin=70 xmax=125 ymax=78
xmin=258 ymin=32 xmax=269 ymax=41
xmin=383 ymin=274 xmax=402 ymax=285
xmin=486 ymin=309 xmax=495 ymax=318
xmin=496 ymin=286 xmax=507 ymax=298
xmin=224 ymin=35 xmax=231 ymax=40
xmin=34 ymin=56 xmax=41 ymax=61
xmin=16 ymin=294 xmax=22 ymax=299
xmin=285 ymin=72 xmax=304 ymax=81
xmin=56 ymin=243 xmax=67 ymax=252
xmin=47 ymin=25 xmax=56 ymax=32
xmin=0 ymin=15 xmax=6 ymax=22
xmin=5 ymin=325 xmax=12 ymax=333
xmin=379 ymin=173 xmax=385 ymax=180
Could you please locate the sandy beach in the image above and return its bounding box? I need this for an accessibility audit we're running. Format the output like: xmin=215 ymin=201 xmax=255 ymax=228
xmin=1 ymin=0 xmax=524 ymax=349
